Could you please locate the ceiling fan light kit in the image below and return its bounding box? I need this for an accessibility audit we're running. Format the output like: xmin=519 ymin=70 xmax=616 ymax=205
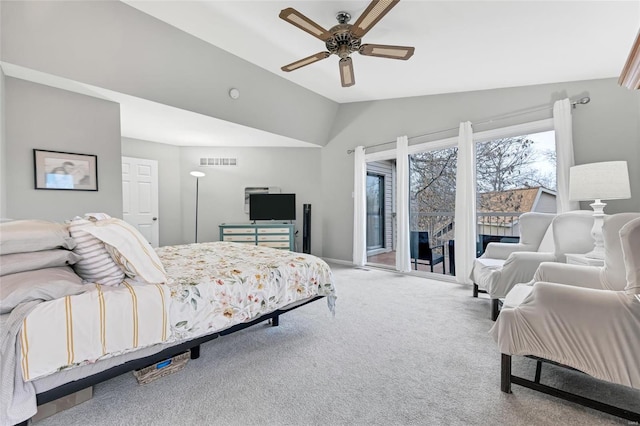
xmin=340 ymin=57 xmax=355 ymax=87
xmin=279 ymin=0 xmax=414 ymax=87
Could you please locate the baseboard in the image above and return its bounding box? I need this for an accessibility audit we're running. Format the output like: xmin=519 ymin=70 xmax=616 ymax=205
xmin=321 ymin=257 xmax=354 ymax=266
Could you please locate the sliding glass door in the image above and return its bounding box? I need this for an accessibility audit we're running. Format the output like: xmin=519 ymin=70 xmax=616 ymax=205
xmin=408 ymin=147 xmax=457 ymax=275
xmin=357 ymin=119 xmax=557 ymax=279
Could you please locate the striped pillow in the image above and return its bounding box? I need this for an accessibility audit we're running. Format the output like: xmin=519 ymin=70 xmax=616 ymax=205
xmin=69 ymin=217 xmax=124 ymax=286
xmin=82 ymin=218 xmax=167 ymax=285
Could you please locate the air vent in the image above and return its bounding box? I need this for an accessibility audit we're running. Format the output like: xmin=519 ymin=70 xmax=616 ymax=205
xmin=199 ymin=157 xmax=238 ymax=166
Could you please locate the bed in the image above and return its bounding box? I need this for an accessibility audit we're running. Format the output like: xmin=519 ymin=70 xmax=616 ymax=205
xmin=0 ymin=218 xmax=336 ymax=426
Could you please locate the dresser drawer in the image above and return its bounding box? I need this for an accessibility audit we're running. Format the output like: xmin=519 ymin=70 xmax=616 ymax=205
xmin=257 ymin=228 xmax=290 ymax=234
xmin=223 ymin=228 xmax=256 ymax=235
xmin=257 ymin=235 xmax=290 ymax=241
xmin=223 ymin=235 xmax=256 ymax=242
xmin=258 ymin=241 xmax=291 ymax=248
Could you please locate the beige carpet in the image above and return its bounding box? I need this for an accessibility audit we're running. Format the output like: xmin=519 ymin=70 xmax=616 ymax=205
xmin=35 ymin=263 xmax=639 ymax=425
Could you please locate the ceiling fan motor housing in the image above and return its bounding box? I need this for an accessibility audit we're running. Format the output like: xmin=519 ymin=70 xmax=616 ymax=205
xmin=325 ymin=24 xmax=361 ymax=58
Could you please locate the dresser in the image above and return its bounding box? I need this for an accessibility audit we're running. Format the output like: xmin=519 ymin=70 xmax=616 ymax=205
xmin=219 ymin=223 xmax=295 ymax=251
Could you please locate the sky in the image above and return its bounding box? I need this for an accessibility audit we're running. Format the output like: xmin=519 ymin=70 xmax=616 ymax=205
xmin=526 ymin=130 xmax=556 ymax=188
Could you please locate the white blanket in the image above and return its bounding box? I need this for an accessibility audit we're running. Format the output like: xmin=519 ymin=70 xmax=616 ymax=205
xmin=20 ymin=282 xmax=171 ymax=382
xmin=1 ymin=301 xmax=40 ymax=426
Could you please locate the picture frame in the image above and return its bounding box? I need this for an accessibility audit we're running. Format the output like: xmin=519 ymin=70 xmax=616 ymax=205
xmin=244 ymin=186 xmax=280 ymax=213
xmin=34 ymin=149 xmax=98 ymax=191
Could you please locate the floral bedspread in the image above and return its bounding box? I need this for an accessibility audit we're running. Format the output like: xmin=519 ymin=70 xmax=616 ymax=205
xmin=156 ymin=242 xmax=336 ymax=340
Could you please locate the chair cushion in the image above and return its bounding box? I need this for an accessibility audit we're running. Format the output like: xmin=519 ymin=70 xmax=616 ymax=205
xmin=536 ymin=223 xmax=555 ymax=253
xmin=503 ymin=283 xmax=533 ymax=309
xmin=517 ymin=212 xmax=555 ymax=250
xmin=620 ymin=217 xmax=640 ymax=294
xmin=600 ymin=213 xmax=640 ymax=291
xmin=470 ymin=258 xmax=506 ymax=291
xmin=549 ymin=210 xmax=595 ymax=260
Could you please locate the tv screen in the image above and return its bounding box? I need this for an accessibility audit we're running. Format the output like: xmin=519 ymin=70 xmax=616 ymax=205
xmin=249 ymin=193 xmax=296 ymax=221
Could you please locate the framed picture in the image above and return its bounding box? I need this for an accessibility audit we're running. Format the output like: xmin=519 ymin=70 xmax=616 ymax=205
xmin=244 ymin=186 xmax=280 ymax=213
xmin=34 ymin=149 xmax=98 ymax=191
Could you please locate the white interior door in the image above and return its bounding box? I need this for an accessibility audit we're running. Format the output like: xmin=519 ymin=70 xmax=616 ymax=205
xmin=122 ymin=156 xmax=159 ymax=247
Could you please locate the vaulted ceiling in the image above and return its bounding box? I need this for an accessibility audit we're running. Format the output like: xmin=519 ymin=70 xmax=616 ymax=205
xmin=125 ymin=1 xmax=640 ymax=103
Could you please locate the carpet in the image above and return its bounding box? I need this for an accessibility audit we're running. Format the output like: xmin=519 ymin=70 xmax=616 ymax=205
xmin=35 ymin=264 xmax=639 ymax=425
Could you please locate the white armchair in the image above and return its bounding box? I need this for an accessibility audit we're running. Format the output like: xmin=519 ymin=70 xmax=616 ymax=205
xmin=491 ymin=215 xmax=640 ymax=420
xmin=470 ymin=211 xmax=593 ymax=320
xmin=531 ymin=212 xmax=640 ymax=291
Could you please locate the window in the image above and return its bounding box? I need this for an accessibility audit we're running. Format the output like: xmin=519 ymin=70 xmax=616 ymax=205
xmin=475 ymin=130 xmax=556 ymax=256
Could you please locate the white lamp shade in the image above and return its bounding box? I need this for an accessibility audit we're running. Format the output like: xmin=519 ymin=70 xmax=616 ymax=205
xmin=569 ymin=161 xmax=631 ymax=201
xmin=190 ymin=171 xmax=205 ymax=178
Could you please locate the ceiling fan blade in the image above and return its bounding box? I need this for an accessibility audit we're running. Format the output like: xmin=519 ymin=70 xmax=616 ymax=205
xmin=339 ymin=57 xmax=355 ymax=87
xmin=359 ymin=44 xmax=415 ymax=60
xmin=281 ymin=52 xmax=331 ymax=72
xmin=351 ymin=0 xmax=400 ymax=38
xmin=279 ymin=8 xmax=332 ymax=42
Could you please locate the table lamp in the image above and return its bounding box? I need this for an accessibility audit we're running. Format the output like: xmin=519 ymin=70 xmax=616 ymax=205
xmin=569 ymin=161 xmax=631 ymax=259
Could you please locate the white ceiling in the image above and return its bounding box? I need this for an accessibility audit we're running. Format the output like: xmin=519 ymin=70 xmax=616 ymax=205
xmin=7 ymin=1 xmax=638 ymax=147
xmin=124 ymin=0 xmax=640 ymax=104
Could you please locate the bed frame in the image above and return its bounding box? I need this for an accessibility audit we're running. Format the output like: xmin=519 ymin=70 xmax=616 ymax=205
xmin=501 ymin=353 xmax=640 ymax=422
xmin=16 ymin=295 xmax=325 ymax=426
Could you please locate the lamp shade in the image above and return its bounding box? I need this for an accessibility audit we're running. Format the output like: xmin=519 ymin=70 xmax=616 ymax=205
xmin=190 ymin=171 xmax=205 ymax=178
xmin=569 ymin=161 xmax=631 ymax=201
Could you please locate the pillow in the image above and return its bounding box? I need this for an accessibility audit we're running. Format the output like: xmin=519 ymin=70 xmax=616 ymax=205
xmin=0 ymin=266 xmax=86 ymax=314
xmin=82 ymin=218 xmax=167 ymax=285
xmin=68 ymin=217 xmax=124 ymax=286
xmin=0 ymin=220 xmax=75 ymax=255
xmin=0 ymin=249 xmax=82 ymax=276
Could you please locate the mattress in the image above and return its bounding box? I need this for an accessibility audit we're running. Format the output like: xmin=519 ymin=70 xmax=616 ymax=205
xmin=18 ymin=242 xmax=336 ymax=382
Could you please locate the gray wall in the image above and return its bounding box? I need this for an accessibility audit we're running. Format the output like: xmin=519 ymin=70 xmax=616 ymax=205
xmin=121 ymin=137 xmax=183 ymax=247
xmin=0 ymin=67 xmax=6 ymax=219
xmin=1 ymin=0 xmax=338 ymax=147
xmin=5 ymin=77 xmax=122 ymax=221
xmin=179 ymin=146 xmax=323 ymax=255
xmin=321 ymin=78 xmax=640 ymax=261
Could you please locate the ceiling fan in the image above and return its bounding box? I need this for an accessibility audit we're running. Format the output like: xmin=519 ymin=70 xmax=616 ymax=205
xmin=279 ymin=0 xmax=415 ymax=87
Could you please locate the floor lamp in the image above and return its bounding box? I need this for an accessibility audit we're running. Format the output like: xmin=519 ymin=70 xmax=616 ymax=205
xmin=190 ymin=171 xmax=205 ymax=243
xmin=569 ymin=161 xmax=631 ymax=259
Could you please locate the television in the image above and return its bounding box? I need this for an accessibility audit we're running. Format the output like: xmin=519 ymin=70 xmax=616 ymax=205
xmin=249 ymin=193 xmax=296 ymax=221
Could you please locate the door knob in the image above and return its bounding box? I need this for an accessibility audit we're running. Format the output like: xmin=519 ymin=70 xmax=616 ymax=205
xmin=152 ymin=217 xmax=158 ymax=221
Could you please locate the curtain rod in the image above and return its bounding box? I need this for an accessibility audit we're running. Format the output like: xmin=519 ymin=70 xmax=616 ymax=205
xmin=346 ymin=96 xmax=590 ymax=154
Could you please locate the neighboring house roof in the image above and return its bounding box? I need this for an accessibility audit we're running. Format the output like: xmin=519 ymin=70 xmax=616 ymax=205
xmin=478 ymin=187 xmax=557 ymax=227
xmin=479 ymin=187 xmax=556 ymax=213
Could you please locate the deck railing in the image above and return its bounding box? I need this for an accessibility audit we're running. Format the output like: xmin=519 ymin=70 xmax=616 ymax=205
xmin=368 ymin=211 xmax=524 ymax=274
xmin=411 ymin=211 xmax=521 ymax=247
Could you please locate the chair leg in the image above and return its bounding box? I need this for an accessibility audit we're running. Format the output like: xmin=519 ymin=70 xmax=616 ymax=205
xmin=473 ymin=283 xmax=479 ymax=298
xmin=491 ymin=298 xmax=500 ymax=321
xmin=501 ymin=354 xmax=512 ymax=393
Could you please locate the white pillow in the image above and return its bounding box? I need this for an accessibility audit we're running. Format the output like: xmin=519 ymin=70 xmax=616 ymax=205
xmin=0 ymin=266 xmax=86 ymax=314
xmin=0 ymin=249 xmax=81 ymax=276
xmin=0 ymin=220 xmax=75 ymax=255
xmin=69 ymin=217 xmax=125 ymax=286
xmin=82 ymin=218 xmax=167 ymax=285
